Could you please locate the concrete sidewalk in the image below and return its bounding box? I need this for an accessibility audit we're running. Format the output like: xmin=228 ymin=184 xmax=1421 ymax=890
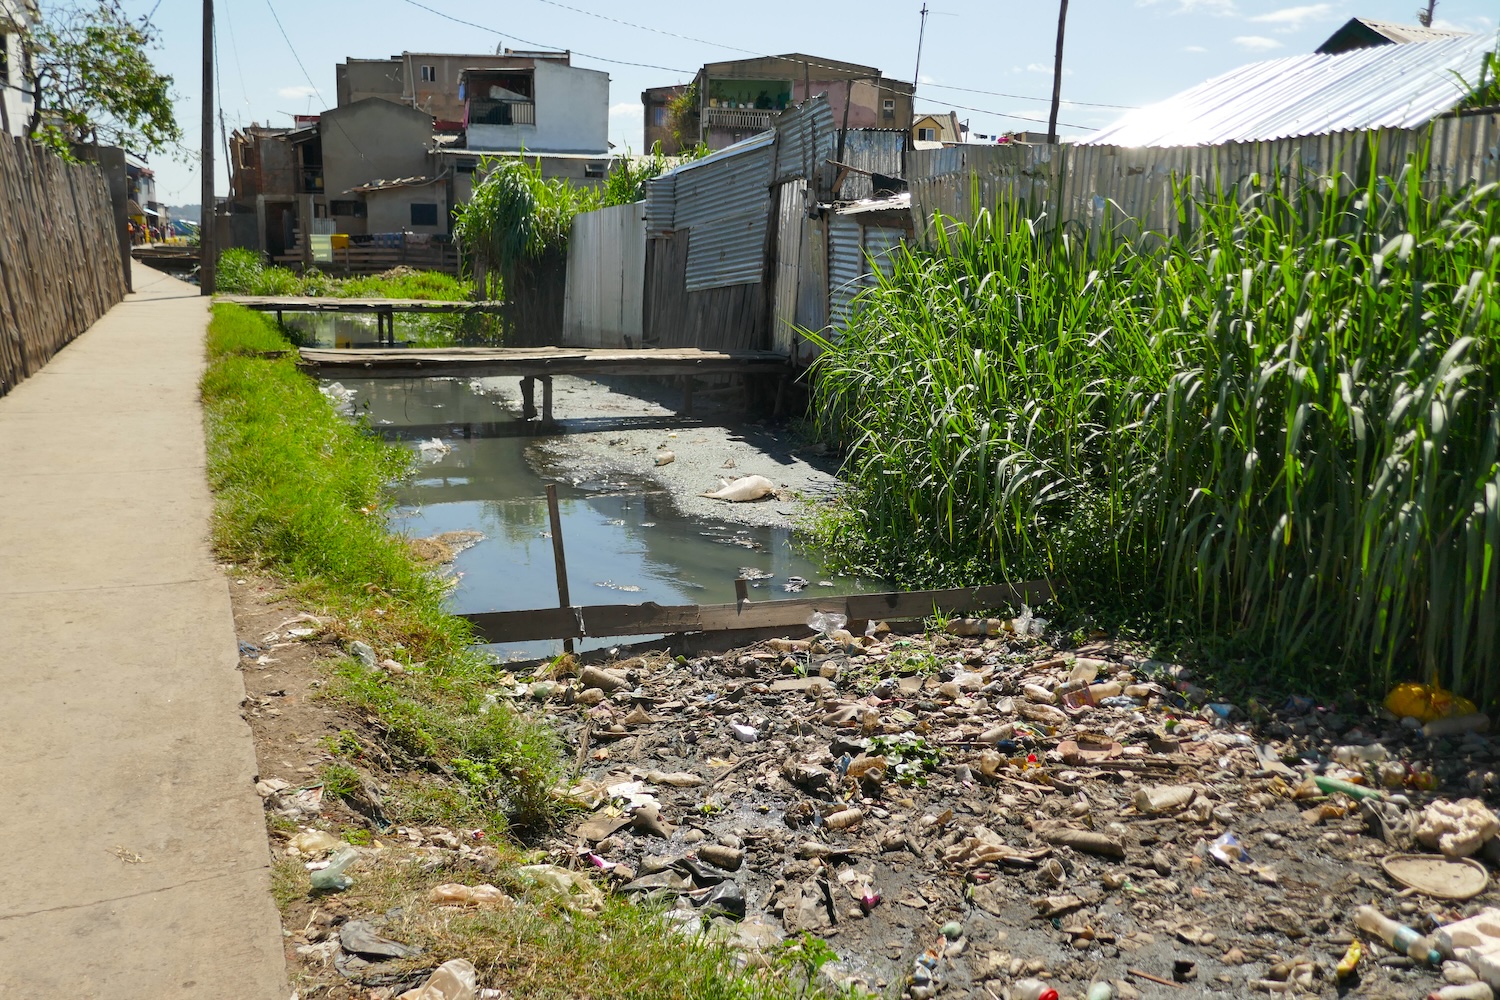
xmin=0 ymin=268 xmax=287 ymax=998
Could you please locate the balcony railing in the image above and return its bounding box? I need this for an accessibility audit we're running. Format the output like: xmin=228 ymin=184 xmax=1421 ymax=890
xmin=704 ymin=107 xmax=776 ymax=131
xmin=468 ymin=99 xmax=536 ymax=127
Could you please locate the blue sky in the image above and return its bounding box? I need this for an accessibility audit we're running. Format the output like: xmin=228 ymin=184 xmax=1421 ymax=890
xmin=96 ymin=0 xmax=1497 ymax=206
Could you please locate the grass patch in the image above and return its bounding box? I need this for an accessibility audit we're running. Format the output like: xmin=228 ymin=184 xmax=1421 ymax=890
xmin=202 ymin=303 xmax=559 ymax=830
xmin=217 ymin=247 xmax=474 ymax=301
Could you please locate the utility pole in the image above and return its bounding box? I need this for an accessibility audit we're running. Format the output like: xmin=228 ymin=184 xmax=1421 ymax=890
xmin=1046 ymin=0 xmax=1069 ymax=144
xmin=913 ymin=3 xmax=930 ymax=95
xmin=200 ymin=0 xmax=216 ymax=295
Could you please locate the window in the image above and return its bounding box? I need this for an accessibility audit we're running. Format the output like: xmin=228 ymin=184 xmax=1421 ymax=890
xmin=584 ymin=163 xmax=606 ymax=179
xmin=917 ymin=127 xmax=936 ymax=142
xmin=330 ymin=200 xmax=366 ymax=218
xmin=313 ymin=203 xmax=328 ymax=218
xmin=410 ymin=202 xmax=438 ymax=227
xmin=651 ymin=106 xmax=668 ymax=127
xmin=882 ymin=98 xmax=896 ymax=121
xmin=420 ymin=64 xmax=437 ymax=83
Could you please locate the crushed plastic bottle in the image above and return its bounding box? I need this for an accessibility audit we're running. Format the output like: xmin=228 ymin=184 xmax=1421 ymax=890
xmin=1354 ymin=905 xmax=1442 ymax=964
xmin=310 ymin=846 xmax=359 ymax=891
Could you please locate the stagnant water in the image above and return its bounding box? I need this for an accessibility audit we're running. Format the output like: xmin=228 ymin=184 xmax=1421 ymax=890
xmin=302 ymin=317 xmax=881 ymax=659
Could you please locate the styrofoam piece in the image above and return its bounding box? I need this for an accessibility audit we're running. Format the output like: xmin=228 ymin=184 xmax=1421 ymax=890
xmin=1436 ymin=908 xmax=1500 ymax=988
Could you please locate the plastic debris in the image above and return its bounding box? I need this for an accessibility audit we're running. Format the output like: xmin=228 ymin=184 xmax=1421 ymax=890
xmin=396 ymin=958 xmax=478 ymax=1000
xmin=516 ymin=864 xmax=605 ymax=912
xmin=1384 ymin=682 xmax=1478 ymax=723
xmin=428 ymin=883 xmax=510 ymax=907
xmin=309 ymin=846 xmax=359 ymax=891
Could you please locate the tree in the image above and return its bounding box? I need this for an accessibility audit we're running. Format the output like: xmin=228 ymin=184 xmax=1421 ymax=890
xmin=25 ymin=1 xmax=180 ymax=155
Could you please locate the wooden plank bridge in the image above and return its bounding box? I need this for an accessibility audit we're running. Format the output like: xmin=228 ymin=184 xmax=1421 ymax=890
xmin=297 ymin=346 xmax=792 ymax=420
xmin=220 ymin=295 xmax=506 ymax=340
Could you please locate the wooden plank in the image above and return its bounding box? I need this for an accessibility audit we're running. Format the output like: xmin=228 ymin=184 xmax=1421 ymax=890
xmin=459 ymin=580 xmax=1052 ymax=644
xmin=462 ymin=606 xmax=583 ymax=642
xmin=296 ymin=345 xmax=791 ymax=379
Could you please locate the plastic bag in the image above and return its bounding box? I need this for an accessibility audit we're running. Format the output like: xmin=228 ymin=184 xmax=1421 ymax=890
xmin=1384 ymin=682 xmax=1477 ymax=723
xmin=397 ymin=959 xmax=478 ymax=1000
xmin=516 ymin=864 xmax=605 ymax=912
xmin=807 ymin=611 xmax=847 ymax=636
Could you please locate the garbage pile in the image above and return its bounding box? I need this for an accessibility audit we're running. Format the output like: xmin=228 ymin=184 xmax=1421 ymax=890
xmin=494 ymin=614 xmax=1500 ymax=998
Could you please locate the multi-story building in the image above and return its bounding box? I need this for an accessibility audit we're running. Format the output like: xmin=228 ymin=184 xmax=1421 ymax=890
xmin=642 ymin=84 xmax=689 ymax=154
xmin=335 ymin=48 xmax=608 ymax=151
xmin=652 ymin=53 xmax=915 ymax=152
xmin=0 ymin=0 xmax=38 ymax=138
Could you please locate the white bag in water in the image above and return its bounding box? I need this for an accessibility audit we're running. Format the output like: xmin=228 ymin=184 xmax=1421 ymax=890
xmin=699 ymin=475 xmax=775 ymax=502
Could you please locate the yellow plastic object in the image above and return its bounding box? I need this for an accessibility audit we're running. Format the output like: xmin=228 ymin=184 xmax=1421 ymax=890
xmin=1385 ymin=683 xmax=1477 ymax=723
xmin=330 ymin=233 xmax=350 ymax=250
xmin=1336 ymin=939 xmax=1361 ymax=978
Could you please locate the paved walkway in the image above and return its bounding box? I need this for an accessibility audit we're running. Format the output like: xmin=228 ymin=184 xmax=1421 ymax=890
xmin=0 ymin=268 xmax=287 ymax=998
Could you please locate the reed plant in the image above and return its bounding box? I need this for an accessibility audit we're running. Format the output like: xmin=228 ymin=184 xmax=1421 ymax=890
xmin=812 ymin=161 xmax=1500 ymax=698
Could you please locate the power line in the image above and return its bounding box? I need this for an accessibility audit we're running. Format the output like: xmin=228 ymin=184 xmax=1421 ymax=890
xmin=263 ymin=0 xmax=326 ymax=105
xmin=517 ymin=0 xmax=760 ymax=56
xmin=922 ymin=81 xmax=1136 ymax=110
xmin=396 ymin=0 xmax=696 ymax=74
xmin=221 ymin=0 xmax=251 ymax=106
xmin=916 ymin=98 xmax=1097 ymax=132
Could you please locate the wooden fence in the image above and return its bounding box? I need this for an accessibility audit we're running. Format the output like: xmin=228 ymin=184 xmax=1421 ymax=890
xmin=0 ymin=138 xmax=126 ymax=398
xmin=272 ymin=240 xmax=461 ymax=276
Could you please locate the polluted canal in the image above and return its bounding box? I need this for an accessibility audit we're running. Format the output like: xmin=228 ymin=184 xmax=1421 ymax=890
xmin=316 ymin=354 xmax=883 ymax=660
xmin=287 ymin=320 xmax=1500 ymax=1000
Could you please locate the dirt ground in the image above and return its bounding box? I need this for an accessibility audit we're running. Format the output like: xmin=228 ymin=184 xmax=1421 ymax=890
xmin=229 ymin=570 xmax=1500 ymax=1000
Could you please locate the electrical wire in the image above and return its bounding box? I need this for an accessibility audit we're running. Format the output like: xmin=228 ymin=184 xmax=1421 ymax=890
xmin=921 ymin=81 xmax=1136 ymax=110
xmin=396 ymin=0 xmax=696 ymax=74
xmin=263 ymin=0 xmax=326 ymax=106
xmin=222 ymin=0 xmax=251 ymax=108
xmin=916 ymin=98 xmax=1098 ymax=132
xmin=517 ymin=0 xmax=760 ymax=56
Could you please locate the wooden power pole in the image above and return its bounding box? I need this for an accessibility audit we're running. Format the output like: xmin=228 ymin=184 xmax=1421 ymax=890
xmin=199 ymin=0 xmax=215 ymax=295
xmin=1047 ymin=0 xmax=1069 ymax=144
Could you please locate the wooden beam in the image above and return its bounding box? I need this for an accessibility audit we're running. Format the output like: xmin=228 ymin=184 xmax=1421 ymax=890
xmin=459 ymin=580 xmax=1052 ymax=645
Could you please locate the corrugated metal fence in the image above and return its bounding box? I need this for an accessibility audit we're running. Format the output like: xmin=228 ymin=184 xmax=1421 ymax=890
xmin=0 ymin=139 xmax=127 ymax=397
xmin=910 ymin=111 xmax=1500 ymax=242
xmin=563 ymin=202 xmax=646 ymax=348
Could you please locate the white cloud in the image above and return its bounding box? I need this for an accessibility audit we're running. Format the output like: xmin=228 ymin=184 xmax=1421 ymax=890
xmin=1025 ymin=62 xmax=1073 ymax=75
xmin=1183 ymin=44 xmax=1209 ymax=52
xmin=609 ymin=102 xmax=642 ymax=119
xmin=277 ymin=85 xmax=318 ymax=99
xmin=919 ymin=74 xmax=936 ymax=85
xmin=1246 ymin=4 xmax=1335 ymax=32
xmin=1233 ymin=35 xmax=1284 ymax=51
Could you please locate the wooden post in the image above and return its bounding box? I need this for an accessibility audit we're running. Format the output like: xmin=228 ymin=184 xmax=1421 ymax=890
xmin=520 ymin=376 xmax=537 ymax=420
xmin=545 ymin=483 xmax=574 ymax=654
xmin=734 ymin=576 xmax=750 ymax=608
xmin=681 ymin=375 xmax=694 ymax=417
xmin=199 ymin=0 xmax=216 ymax=295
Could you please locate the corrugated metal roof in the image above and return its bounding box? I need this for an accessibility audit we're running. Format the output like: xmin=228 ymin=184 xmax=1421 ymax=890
xmin=1084 ymin=33 xmax=1497 ymax=148
xmin=644 ymin=172 xmax=676 ymax=236
xmin=1335 ymin=18 xmax=1472 ymax=46
xmin=774 ymin=98 xmax=836 ymax=184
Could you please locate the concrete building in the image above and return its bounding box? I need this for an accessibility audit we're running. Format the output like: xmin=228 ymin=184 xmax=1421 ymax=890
xmin=462 ymin=58 xmax=609 ymax=153
xmin=642 ymin=84 xmax=689 ymax=154
xmin=0 ymin=0 xmax=38 ymax=138
xmin=911 ymin=111 xmax=963 ymax=146
xmin=334 ymin=48 xmax=603 ymax=141
xmin=666 ymin=53 xmax=915 ymax=151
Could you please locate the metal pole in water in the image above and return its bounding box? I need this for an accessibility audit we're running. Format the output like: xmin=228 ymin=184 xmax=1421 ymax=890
xmin=545 ymin=484 xmax=574 ymax=654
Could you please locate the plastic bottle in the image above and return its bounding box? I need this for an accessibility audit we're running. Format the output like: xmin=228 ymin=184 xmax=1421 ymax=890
xmin=1011 ymin=979 xmax=1059 ymax=1000
xmin=1354 ymin=905 xmax=1442 ymax=964
xmin=1429 ymin=986 xmax=1495 ymax=1000
xmin=1423 ymin=713 xmax=1492 ymax=738
xmin=310 ymin=846 xmax=359 ymax=891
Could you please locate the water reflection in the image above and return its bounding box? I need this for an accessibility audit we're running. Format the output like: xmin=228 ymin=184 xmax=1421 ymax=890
xmin=330 ymin=375 xmax=881 ymax=659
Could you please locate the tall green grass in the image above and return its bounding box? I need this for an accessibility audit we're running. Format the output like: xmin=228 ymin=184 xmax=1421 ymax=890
xmin=812 ymin=162 xmax=1500 ymax=699
xmin=216 ymin=247 xmax=474 ymax=300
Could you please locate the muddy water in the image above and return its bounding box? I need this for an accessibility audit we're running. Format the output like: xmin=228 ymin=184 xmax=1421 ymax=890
xmin=326 ymin=373 xmax=882 ymax=659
